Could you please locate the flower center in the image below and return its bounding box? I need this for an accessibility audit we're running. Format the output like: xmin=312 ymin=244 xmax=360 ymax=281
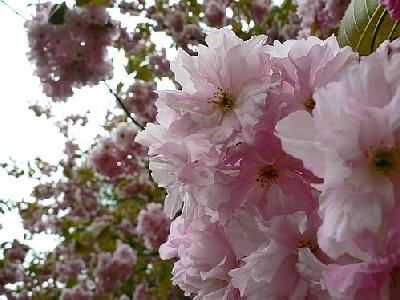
xmin=208 ymin=88 xmax=235 ymax=113
xmin=256 ymin=164 xmax=279 ymax=187
xmin=297 ymin=239 xmax=320 ymax=256
xmin=303 ymin=97 xmax=316 ymax=114
xmin=369 ymin=147 xmax=399 ymax=175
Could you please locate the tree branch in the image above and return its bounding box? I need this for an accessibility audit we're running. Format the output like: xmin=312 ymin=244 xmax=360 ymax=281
xmin=103 ymin=81 xmax=145 ymax=130
xmin=0 ymin=0 xmax=27 ymax=20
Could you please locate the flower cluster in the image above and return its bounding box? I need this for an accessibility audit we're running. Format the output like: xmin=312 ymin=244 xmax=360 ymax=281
xmin=275 ymin=42 xmax=400 ymax=296
xmin=95 ymin=242 xmax=137 ymax=294
xmin=137 ymin=203 xmax=171 ymax=250
xmin=295 ymin=0 xmax=350 ymax=36
xmin=137 ymin=28 xmax=400 ymax=299
xmin=122 ymin=81 xmax=158 ymax=124
xmin=26 ymin=3 xmax=118 ymax=100
xmin=91 ymin=123 xmax=145 ymax=178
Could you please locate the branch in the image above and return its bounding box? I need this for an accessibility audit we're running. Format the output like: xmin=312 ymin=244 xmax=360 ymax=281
xmin=0 ymin=0 xmax=27 ymax=20
xmin=103 ymin=81 xmax=145 ymax=130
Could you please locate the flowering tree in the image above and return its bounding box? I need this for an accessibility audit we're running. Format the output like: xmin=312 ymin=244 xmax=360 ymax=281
xmin=2 ymin=0 xmax=400 ymax=299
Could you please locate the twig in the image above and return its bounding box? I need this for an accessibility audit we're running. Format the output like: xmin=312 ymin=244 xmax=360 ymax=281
xmin=103 ymin=81 xmax=145 ymax=130
xmin=0 ymin=0 xmax=27 ymax=20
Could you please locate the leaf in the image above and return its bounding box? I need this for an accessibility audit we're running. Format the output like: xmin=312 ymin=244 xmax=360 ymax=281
xmin=76 ymin=0 xmax=91 ymax=6
xmin=48 ymin=2 xmax=67 ymax=25
xmin=136 ymin=65 xmax=154 ymax=81
xmin=338 ymin=0 xmax=400 ymax=55
xmin=91 ymin=0 xmax=112 ymax=5
xmin=116 ymin=82 xmax=124 ymax=94
xmin=76 ymin=0 xmax=112 ymax=6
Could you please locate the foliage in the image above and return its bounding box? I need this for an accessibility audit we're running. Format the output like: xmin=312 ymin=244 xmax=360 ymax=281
xmin=338 ymin=0 xmax=400 ymax=55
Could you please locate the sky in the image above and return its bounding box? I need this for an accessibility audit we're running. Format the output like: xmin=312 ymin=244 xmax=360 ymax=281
xmin=0 ymin=1 xmax=119 ymax=251
xmin=0 ymin=0 xmax=285 ymax=252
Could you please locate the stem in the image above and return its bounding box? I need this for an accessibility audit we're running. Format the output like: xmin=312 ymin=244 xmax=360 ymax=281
xmin=310 ymin=18 xmax=319 ymax=37
xmin=103 ymin=82 xmax=145 ymax=130
xmin=0 ymin=0 xmax=27 ymax=20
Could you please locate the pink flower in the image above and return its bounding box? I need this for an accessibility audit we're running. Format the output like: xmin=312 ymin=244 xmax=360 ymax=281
xmin=251 ymin=0 xmax=271 ymax=24
xmin=298 ymin=247 xmax=400 ymax=299
xmin=95 ymin=243 xmax=136 ymax=293
xmin=225 ymin=207 xmax=270 ymax=260
xmin=204 ymin=0 xmax=225 ymax=28
xmin=123 ymin=81 xmax=157 ymax=124
xmin=295 ymin=0 xmax=350 ymax=36
xmin=160 ymin=216 xmax=238 ymax=298
xmin=111 ymin=123 xmax=139 ymax=151
xmin=276 ymin=51 xmax=400 ymax=259
xmin=133 ymin=282 xmax=148 ymax=300
xmin=157 ymin=28 xmax=273 ymax=143
xmin=136 ymin=28 xmax=275 ymax=218
xmin=159 ymin=216 xmax=188 ymax=260
xmin=380 ymin=0 xmax=400 ymax=20
xmin=113 ymin=242 xmax=137 ymax=269
xmin=25 ymin=3 xmax=118 ymax=101
xmin=137 ymin=203 xmax=170 ymax=250
xmin=215 ymin=130 xmax=318 ymax=222
xmin=137 ymin=123 xmax=219 ymax=218
xmin=229 ymin=211 xmax=324 ymax=300
xmin=91 ymin=125 xmax=144 ymax=178
xmin=60 ymin=286 xmax=93 ymax=300
xmin=265 ymin=36 xmax=357 ymax=118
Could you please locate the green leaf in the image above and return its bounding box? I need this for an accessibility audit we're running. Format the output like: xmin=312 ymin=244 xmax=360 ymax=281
xmin=116 ymin=82 xmax=124 ymax=94
xmin=92 ymin=0 xmax=112 ymax=5
xmin=136 ymin=65 xmax=154 ymax=81
xmin=76 ymin=0 xmax=111 ymax=6
xmin=48 ymin=2 xmax=68 ymax=25
xmin=338 ymin=0 xmax=400 ymax=55
xmin=76 ymin=0 xmax=91 ymax=6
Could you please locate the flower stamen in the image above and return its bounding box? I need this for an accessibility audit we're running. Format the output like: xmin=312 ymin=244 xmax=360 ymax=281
xmin=303 ymin=97 xmax=316 ymax=114
xmin=369 ymin=147 xmax=399 ymax=175
xmin=256 ymin=164 xmax=279 ymax=187
xmin=297 ymin=239 xmax=320 ymax=256
xmin=208 ymin=88 xmax=235 ymax=113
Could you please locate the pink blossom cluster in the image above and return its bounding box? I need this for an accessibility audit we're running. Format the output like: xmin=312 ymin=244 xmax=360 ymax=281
xmin=60 ymin=286 xmax=93 ymax=300
xmin=133 ymin=282 xmax=148 ymax=300
xmin=95 ymin=242 xmax=137 ymax=294
xmin=144 ymin=5 xmax=205 ymax=55
xmin=122 ymin=81 xmax=158 ymax=124
xmin=137 ymin=28 xmax=400 ymax=299
xmin=137 ymin=203 xmax=170 ymax=250
xmin=204 ymin=0 xmax=226 ymax=28
xmin=295 ymin=0 xmax=350 ymax=36
xmin=148 ymin=49 xmax=171 ymax=77
xmin=91 ymin=123 xmax=145 ymax=178
xmin=251 ymin=0 xmax=271 ymax=24
xmin=0 ymin=262 xmax=23 ymax=289
xmin=5 ymin=240 xmax=28 ymax=262
xmin=115 ymin=27 xmax=147 ymax=55
xmin=26 ymin=3 xmax=118 ymax=100
xmin=56 ymin=258 xmax=84 ymax=282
